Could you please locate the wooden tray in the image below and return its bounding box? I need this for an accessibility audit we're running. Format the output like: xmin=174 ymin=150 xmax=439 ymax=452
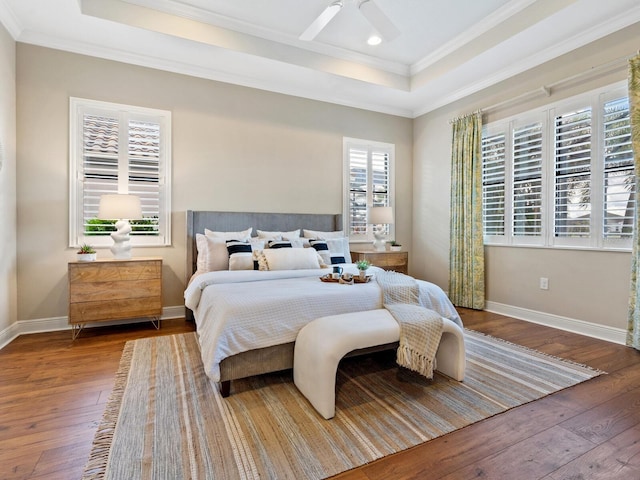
xmin=320 ymin=274 xmax=372 ymax=284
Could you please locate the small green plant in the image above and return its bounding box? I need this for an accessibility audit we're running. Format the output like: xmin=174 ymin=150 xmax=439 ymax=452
xmin=389 ymin=240 xmax=401 ymax=246
xmin=78 ymin=243 xmax=96 ymax=254
xmin=356 ymin=260 xmax=371 ymax=271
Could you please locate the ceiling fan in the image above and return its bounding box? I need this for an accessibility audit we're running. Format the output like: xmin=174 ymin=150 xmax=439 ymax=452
xmin=299 ymin=0 xmax=400 ymax=43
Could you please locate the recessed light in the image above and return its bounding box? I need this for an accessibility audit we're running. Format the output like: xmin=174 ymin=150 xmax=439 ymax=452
xmin=367 ymin=35 xmax=382 ymax=46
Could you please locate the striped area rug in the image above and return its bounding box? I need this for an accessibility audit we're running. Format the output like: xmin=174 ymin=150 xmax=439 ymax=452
xmin=82 ymin=331 xmax=603 ymax=480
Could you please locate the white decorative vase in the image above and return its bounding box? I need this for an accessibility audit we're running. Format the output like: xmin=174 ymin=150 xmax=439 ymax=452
xmin=390 ymin=246 xmax=402 ymax=252
xmin=77 ymin=253 xmax=97 ymax=262
xmin=358 ymin=270 xmax=367 ymax=280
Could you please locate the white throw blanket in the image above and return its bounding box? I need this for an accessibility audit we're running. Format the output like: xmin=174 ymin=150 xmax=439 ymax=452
xmin=376 ymin=271 xmax=444 ymax=379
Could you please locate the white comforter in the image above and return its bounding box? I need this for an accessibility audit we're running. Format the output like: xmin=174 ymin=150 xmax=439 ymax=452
xmin=184 ymin=265 xmax=461 ymax=382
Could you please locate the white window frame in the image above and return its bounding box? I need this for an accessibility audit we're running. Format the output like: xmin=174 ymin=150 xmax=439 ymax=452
xmin=69 ymin=97 xmax=172 ymax=248
xmin=482 ymin=81 xmax=634 ymax=251
xmin=343 ymin=137 xmax=395 ymax=243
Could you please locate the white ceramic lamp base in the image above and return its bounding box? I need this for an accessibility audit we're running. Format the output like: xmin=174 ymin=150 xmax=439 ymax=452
xmin=372 ymin=232 xmax=386 ymax=251
xmin=110 ymin=219 xmax=133 ymax=260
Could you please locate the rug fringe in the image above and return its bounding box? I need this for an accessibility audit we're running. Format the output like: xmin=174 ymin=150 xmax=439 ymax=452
xmin=81 ymin=340 xmax=135 ymax=480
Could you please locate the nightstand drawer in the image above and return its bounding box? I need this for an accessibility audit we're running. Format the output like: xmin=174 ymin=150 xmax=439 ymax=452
xmin=69 ymin=297 xmax=162 ymax=323
xmin=350 ymin=249 xmax=409 ymax=275
xmin=69 ymin=279 xmax=161 ymax=303
xmin=68 ymin=261 xmax=161 ymax=283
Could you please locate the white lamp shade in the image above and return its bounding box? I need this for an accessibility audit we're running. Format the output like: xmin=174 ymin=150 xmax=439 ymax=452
xmin=369 ymin=206 xmax=394 ymax=224
xmin=98 ymin=194 xmax=142 ymax=220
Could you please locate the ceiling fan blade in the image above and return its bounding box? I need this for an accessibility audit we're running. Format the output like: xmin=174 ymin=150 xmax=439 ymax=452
xmin=358 ymin=0 xmax=400 ymax=42
xmin=299 ymin=1 xmax=343 ymax=41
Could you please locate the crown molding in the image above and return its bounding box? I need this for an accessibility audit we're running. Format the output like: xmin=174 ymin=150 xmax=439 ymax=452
xmin=19 ymin=30 xmax=414 ymax=118
xmin=410 ymin=0 xmax=538 ymax=76
xmin=411 ymin=2 xmax=640 ymax=117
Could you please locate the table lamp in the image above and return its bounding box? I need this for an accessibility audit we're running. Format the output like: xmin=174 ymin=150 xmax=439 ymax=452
xmin=98 ymin=194 xmax=142 ymax=259
xmin=369 ymin=206 xmax=393 ymax=251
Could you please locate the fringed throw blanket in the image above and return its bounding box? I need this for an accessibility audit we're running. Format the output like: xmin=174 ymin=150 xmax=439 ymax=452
xmin=376 ymin=270 xmax=444 ymax=378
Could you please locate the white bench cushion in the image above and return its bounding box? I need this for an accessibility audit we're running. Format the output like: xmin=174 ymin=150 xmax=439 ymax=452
xmin=294 ymin=308 xmax=465 ymax=419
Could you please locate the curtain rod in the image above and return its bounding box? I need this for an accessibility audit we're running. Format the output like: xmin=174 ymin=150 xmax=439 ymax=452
xmin=483 ymin=53 xmax=634 ymax=115
xmin=449 ymin=110 xmax=481 ymax=125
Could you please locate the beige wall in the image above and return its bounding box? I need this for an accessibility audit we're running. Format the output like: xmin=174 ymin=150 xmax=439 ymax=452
xmin=412 ymin=23 xmax=640 ymax=331
xmin=15 ymin=44 xmax=413 ymax=321
xmin=0 ymin=23 xmax=17 ymax=333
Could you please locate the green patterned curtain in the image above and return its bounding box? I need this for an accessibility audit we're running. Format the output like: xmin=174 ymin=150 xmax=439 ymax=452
xmin=627 ymin=53 xmax=640 ymax=350
xmin=449 ymin=112 xmax=485 ymax=310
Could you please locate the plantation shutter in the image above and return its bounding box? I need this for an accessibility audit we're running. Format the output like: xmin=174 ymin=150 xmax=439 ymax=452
xmin=81 ymin=114 xmax=161 ymax=237
xmin=348 ymin=146 xmax=368 ymax=237
xmin=554 ymin=108 xmax=592 ymax=238
xmin=346 ymin=140 xmax=393 ymax=240
xmin=603 ymin=97 xmax=635 ymax=239
xmin=127 ymin=119 xmax=161 ymax=235
xmin=481 ymin=132 xmax=506 ymax=237
xmin=512 ymin=122 xmax=543 ymax=236
xmin=82 ymin=114 xmax=119 ymax=230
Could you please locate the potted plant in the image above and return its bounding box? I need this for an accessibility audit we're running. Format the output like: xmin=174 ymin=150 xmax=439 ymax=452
xmin=389 ymin=240 xmax=402 ymax=252
xmin=355 ymin=259 xmax=371 ymax=279
xmin=77 ymin=243 xmax=97 ymax=262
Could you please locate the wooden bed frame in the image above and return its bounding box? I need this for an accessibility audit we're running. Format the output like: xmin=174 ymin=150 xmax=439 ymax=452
xmin=186 ymin=210 xmax=346 ymax=396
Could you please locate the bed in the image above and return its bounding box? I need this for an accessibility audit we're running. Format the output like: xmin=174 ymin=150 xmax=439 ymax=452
xmin=184 ymin=210 xmax=461 ymax=396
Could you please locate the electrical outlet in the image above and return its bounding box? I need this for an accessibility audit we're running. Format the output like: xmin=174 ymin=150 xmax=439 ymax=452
xmin=539 ymin=277 xmax=549 ymax=290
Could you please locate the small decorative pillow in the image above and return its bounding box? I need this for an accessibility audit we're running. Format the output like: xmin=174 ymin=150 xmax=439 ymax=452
xmin=226 ymin=241 xmax=253 ymax=270
xmin=205 ymin=227 xmax=252 ymax=242
xmin=302 ymin=230 xmax=351 ymax=262
xmin=255 ymin=247 xmax=322 ymax=271
xmin=326 ymin=238 xmax=348 ymax=264
xmin=310 ymin=239 xmax=347 ymax=264
xmin=310 ymin=240 xmax=330 ymax=265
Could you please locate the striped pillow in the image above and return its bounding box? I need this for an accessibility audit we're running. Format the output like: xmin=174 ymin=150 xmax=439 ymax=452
xmin=227 ymin=241 xmax=254 ymax=270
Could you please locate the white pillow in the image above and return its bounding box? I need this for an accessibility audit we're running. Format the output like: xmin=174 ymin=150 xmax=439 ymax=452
xmin=303 ymin=229 xmax=344 ymax=239
xmin=255 ymin=247 xmax=322 ymax=271
xmin=195 ymin=234 xmax=230 ymax=272
xmin=205 ymin=227 xmax=252 ymax=241
xmin=257 ymin=229 xmax=301 ymax=241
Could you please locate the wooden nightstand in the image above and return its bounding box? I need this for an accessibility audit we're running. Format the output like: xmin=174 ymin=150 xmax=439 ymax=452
xmin=68 ymin=257 xmax=162 ymax=339
xmin=350 ymin=247 xmax=408 ymax=275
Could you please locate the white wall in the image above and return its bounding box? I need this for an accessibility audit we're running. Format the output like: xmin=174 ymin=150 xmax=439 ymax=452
xmin=412 ymin=23 xmax=640 ymax=335
xmin=0 ymin=22 xmax=17 ymax=339
xmin=15 ymin=44 xmax=413 ymax=321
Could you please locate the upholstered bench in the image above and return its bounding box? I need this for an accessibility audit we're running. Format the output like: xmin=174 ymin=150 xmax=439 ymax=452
xmin=293 ymin=308 xmax=466 ymax=419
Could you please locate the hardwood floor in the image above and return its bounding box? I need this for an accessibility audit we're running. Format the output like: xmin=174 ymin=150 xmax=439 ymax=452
xmin=1 ymin=310 xmax=639 ymax=479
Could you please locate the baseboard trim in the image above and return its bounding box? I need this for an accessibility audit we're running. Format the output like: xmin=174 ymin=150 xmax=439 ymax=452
xmin=0 ymin=305 xmax=186 ymax=350
xmin=485 ymin=301 xmax=627 ymax=345
xmin=3 ymin=303 xmax=627 ymax=349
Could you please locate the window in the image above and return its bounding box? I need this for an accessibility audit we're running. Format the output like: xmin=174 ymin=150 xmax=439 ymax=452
xmin=343 ymin=138 xmax=395 ymax=242
xmin=481 ymin=82 xmax=635 ymax=250
xmin=69 ymin=98 xmax=171 ymax=247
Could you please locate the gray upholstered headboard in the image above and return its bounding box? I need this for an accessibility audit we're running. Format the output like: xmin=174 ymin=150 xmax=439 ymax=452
xmin=186 ymin=210 xmax=343 ymax=284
